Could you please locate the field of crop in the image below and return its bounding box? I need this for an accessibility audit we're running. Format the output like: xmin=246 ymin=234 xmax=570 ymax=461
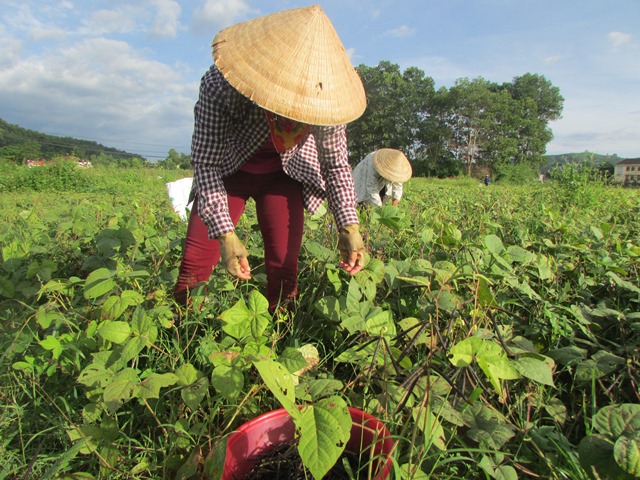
xmin=1 ymin=163 xmax=639 ymax=479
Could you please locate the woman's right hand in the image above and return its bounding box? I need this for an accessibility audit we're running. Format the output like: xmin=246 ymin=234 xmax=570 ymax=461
xmin=218 ymin=231 xmax=252 ymax=280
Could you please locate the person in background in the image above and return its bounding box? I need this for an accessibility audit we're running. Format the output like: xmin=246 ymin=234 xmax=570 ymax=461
xmin=484 ymin=175 xmax=491 ymax=186
xmin=353 ymin=149 xmax=412 ymax=207
xmin=173 ymin=5 xmax=368 ymax=313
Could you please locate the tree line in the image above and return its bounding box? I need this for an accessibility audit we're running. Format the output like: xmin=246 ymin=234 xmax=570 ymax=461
xmin=348 ymin=61 xmax=565 ymax=179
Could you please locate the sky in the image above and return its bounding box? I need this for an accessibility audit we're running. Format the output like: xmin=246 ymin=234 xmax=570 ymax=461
xmin=1 ymin=0 xmax=639 ymax=161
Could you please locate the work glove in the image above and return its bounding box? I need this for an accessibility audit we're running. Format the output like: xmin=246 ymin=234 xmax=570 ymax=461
xmin=218 ymin=231 xmax=251 ymax=279
xmin=337 ymin=223 xmax=366 ymax=274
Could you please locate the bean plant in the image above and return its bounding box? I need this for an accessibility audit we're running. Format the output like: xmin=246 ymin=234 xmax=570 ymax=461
xmin=1 ymin=166 xmax=639 ymax=479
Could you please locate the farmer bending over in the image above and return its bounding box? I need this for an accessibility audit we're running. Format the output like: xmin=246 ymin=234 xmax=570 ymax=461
xmin=173 ymin=5 xmax=367 ymax=313
xmin=353 ymin=149 xmax=412 ymax=206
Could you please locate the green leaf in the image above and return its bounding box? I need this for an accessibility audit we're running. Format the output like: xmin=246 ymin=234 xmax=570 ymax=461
xmin=484 ymin=234 xmax=505 ymax=254
xmin=175 ymin=363 xmax=199 ymax=385
xmin=536 ymin=254 xmax=554 ymax=281
xmin=345 ymin=279 xmax=363 ymax=314
xmin=593 ymin=404 xmax=640 ymax=439
xmin=175 ymin=363 xmax=209 ymax=411
xmin=218 ymin=291 xmax=270 ymax=341
xmin=136 ymin=373 xmax=178 ymax=399
xmin=476 ymin=275 xmax=496 ymax=307
xmin=495 ymin=465 xmax=519 ymax=480
xmin=449 ymin=336 xmax=482 ymax=367
xmin=277 ymin=347 xmax=308 ymax=374
xmin=98 ymin=321 xmax=131 ymax=344
xmin=544 ymin=397 xmax=568 ymax=425
xmin=578 ymin=435 xmax=632 ymax=480
xmin=398 ymin=317 xmax=430 ymax=345
xmin=297 ymin=396 xmax=351 ymax=480
xmin=606 ymin=271 xmax=640 ymax=294
xmin=399 ymin=464 xmax=430 ymax=479
xmin=314 ymin=296 xmax=341 ymax=323
xmin=614 ymin=435 xmax=640 ymax=477
xmin=54 ymin=472 xmax=96 ymax=480
xmin=253 ymin=359 xmax=297 ymax=417
xmin=39 ymin=335 xmax=63 ymax=360
xmin=575 ymin=350 xmax=626 ymax=382
xmin=340 ymin=313 xmax=366 ymax=335
xmin=433 ymin=289 xmax=461 ymax=313
xmin=246 ymin=290 xmax=271 ymax=338
xmin=131 ymin=307 xmax=158 ymax=343
xmin=103 ymin=368 xmax=139 ymax=413
xmin=0 ymin=275 xmax=15 ymax=298
xmin=83 ymin=268 xmax=117 ymax=300
xmin=101 ymin=290 xmax=144 ymax=320
xmin=78 ymin=362 xmax=112 ymax=388
xmin=477 ymin=354 xmax=520 ymax=394
xmin=304 ymin=241 xmax=334 ymax=262
xmin=365 ymin=309 xmax=396 ymax=339
xmin=305 ymin=379 xmax=344 ymax=401
xmin=547 ymin=346 xmax=588 ymax=367
xmin=40 ymin=440 xmax=88 ymax=480
xmin=463 ymin=404 xmax=514 ymax=450
xmin=505 ymin=245 xmax=535 ymax=263
xmin=118 ymin=336 xmax=146 ymax=364
xmin=210 ymin=365 xmax=244 ymax=400
xmin=412 ymin=407 xmax=446 ymax=450
xmin=204 ymin=436 xmax=228 ymax=480
xmin=513 ymin=354 xmax=555 ymax=386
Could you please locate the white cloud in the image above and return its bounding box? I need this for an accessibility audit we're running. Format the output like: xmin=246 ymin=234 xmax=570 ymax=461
xmin=0 ymin=37 xmax=196 ymax=156
xmin=405 ymin=55 xmax=471 ymax=86
xmin=384 ymin=25 xmax=416 ymax=38
xmin=81 ymin=9 xmax=138 ymax=36
xmin=0 ymin=25 xmax=23 ymax=68
xmin=191 ymin=0 xmax=257 ymax=34
xmin=608 ymin=31 xmax=632 ymax=48
xmin=149 ymin=0 xmax=182 ymax=38
xmin=544 ymin=54 xmax=562 ymax=65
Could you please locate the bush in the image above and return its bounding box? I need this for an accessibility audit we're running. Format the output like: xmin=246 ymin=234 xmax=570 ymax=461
xmin=493 ymin=162 xmax=538 ymax=184
xmin=0 ymin=159 xmax=95 ymax=192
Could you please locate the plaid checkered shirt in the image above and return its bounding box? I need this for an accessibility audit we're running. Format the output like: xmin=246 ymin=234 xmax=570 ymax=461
xmin=191 ymin=64 xmax=359 ymax=239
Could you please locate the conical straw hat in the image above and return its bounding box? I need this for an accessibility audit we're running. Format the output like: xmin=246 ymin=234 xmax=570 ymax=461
xmin=373 ymin=149 xmax=412 ymax=182
xmin=212 ymin=5 xmax=366 ymax=126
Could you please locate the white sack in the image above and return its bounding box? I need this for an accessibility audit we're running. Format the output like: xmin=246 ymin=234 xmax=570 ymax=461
xmin=166 ymin=177 xmax=194 ymax=221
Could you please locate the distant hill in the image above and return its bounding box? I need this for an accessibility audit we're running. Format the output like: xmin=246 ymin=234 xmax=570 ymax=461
xmin=0 ymin=118 xmax=140 ymax=162
xmin=542 ymin=152 xmax=622 ymax=173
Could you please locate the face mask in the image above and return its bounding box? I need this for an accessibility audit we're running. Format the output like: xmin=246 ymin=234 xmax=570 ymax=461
xmin=265 ymin=111 xmax=312 ymax=153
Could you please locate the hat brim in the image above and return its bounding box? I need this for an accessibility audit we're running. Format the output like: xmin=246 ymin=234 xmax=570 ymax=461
xmin=213 ymin=5 xmax=366 ymax=126
xmin=373 ymin=149 xmax=412 ymax=183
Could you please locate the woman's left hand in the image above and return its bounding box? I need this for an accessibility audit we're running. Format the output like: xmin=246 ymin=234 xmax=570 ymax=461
xmin=337 ymin=224 xmax=366 ymax=275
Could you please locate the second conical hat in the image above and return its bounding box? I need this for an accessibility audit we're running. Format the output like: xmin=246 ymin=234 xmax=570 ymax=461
xmin=212 ymin=5 xmax=367 ymax=126
xmin=373 ymin=149 xmax=412 ymax=183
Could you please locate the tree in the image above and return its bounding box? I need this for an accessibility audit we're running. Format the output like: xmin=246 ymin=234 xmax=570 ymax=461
xmin=438 ymin=74 xmax=564 ymax=176
xmin=502 ymin=73 xmax=564 ymax=167
xmin=156 ymin=149 xmax=191 ymax=169
xmin=0 ymin=142 xmax=41 ymax=164
xmin=442 ymin=77 xmax=499 ymax=176
xmin=344 ymin=63 xmax=563 ymax=178
xmin=348 ymin=61 xmax=434 ymax=165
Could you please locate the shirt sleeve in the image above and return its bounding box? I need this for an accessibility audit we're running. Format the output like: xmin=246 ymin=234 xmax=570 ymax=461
xmin=390 ymin=181 xmax=403 ymax=201
xmin=191 ymin=71 xmax=235 ymax=239
xmin=313 ymin=125 xmax=359 ymax=227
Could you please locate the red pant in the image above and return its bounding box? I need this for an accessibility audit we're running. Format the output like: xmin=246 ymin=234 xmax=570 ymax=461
xmin=174 ymin=169 xmax=304 ymax=311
